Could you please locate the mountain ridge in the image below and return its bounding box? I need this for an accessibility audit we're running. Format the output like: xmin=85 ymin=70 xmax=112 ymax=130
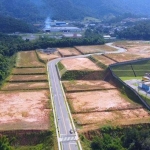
xmin=0 ymin=0 xmax=150 ymax=22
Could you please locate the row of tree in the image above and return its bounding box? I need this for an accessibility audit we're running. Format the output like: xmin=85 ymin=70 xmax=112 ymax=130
xmin=0 ymin=15 xmax=37 ymax=33
xmin=116 ymin=21 xmax=150 ymax=40
xmin=0 ymin=33 xmax=104 ymax=85
xmin=90 ymin=125 xmax=150 ymax=150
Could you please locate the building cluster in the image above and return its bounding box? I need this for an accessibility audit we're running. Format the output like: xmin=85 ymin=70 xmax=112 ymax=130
xmin=43 ymin=19 xmax=81 ymax=33
xmin=139 ymin=73 xmax=150 ymax=92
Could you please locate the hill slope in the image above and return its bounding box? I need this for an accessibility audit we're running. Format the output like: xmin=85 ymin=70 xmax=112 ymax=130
xmin=0 ymin=0 xmax=150 ymax=22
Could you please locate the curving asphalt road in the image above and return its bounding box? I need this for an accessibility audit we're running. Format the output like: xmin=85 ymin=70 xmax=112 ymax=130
xmin=47 ymin=43 xmax=126 ymax=150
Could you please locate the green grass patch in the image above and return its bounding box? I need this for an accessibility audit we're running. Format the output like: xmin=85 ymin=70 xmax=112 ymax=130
xmin=61 ymin=70 xmax=105 ymax=80
xmin=57 ymin=62 xmax=65 ymax=71
xmin=16 ymin=51 xmax=45 ymax=68
xmin=112 ymin=70 xmax=135 ymax=77
xmin=89 ymin=56 xmax=107 ymax=70
xmin=140 ymin=94 xmax=150 ymax=106
xmin=0 ymin=130 xmax=54 ymax=150
xmin=12 ymin=68 xmax=46 ymax=75
xmin=120 ymin=76 xmax=142 ymax=81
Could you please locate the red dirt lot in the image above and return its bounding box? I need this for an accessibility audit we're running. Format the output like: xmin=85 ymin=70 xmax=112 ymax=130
xmin=60 ymin=58 xmax=101 ymax=71
xmin=73 ymin=108 xmax=150 ymax=132
xmin=0 ymin=91 xmax=50 ymax=130
xmin=2 ymin=82 xmax=49 ymax=91
xmin=67 ymin=90 xmax=138 ymax=113
xmin=114 ymin=41 xmax=150 ymax=58
xmin=58 ymin=47 xmax=81 ymax=56
xmin=63 ymin=80 xmax=116 ymax=92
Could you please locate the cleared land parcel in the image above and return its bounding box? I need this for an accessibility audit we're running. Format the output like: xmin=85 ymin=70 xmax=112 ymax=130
xmin=60 ymin=58 xmax=101 ymax=71
xmin=58 ymin=47 xmax=81 ymax=57
xmin=75 ymin=45 xmax=117 ymax=54
xmin=2 ymin=82 xmax=49 ymax=91
xmin=66 ymin=87 xmax=149 ymax=132
xmin=63 ymin=80 xmax=116 ymax=92
xmin=0 ymin=90 xmax=50 ymax=130
xmin=12 ymin=68 xmax=46 ymax=75
xmin=105 ymin=53 xmax=142 ymax=62
xmin=36 ymin=50 xmax=60 ymax=62
xmin=16 ymin=51 xmax=45 ymax=68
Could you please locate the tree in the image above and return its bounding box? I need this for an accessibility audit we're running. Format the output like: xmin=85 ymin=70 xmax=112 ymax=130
xmin=0 ymin=135 xmax=12 ymax=150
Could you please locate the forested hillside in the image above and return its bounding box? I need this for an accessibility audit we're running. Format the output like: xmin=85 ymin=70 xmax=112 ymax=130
xmin=0 ymin=15 xmax=36 ymax=33
xmin=0 ymin=0 xmax=150 ymax=22
xmin=0 ymin=0 xmax=44 ymax=22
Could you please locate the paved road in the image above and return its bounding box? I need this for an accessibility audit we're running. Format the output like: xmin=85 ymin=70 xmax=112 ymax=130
xmin=47 ymin=43 xmax=126 ymax=150
xmin=48 ymin=58 xmax=79 ymax=150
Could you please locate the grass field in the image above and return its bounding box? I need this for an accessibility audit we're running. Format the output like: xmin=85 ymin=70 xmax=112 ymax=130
xmin=120 ymin=77 xmax=142 ymax=81
xmin=8 ymin=75 xmax=48 ymax=82
xmin=16 ymin=51 xmax=45 ymax=68
xmin=58 ymin=47 xmax=81 ymax=56
xmin=92 ymin=55 xmax=115 ymax=66
xmin=75 ymin=45 xmax=117 ymax=54
xmin=36 ymin=51 xmax=60 ymax=61
xmin=12 ymin=68 xmax=46 ymax=75
xmin=112 ymin=59 xmax=150 ymax=77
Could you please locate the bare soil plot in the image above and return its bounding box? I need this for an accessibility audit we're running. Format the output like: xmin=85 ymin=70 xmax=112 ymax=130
xmin=73 ymin=108 xmax=150 ymax=132
xmin=16 ymin=51 xmax=45 ymax=68
xmin=67 ymin=90 xmax=138 ymax=113
xmin=37 ymin=51 xmax=60 ymax=61
xmin=93 ymin=55 xmax=115 ymax=66
xmin=12 ymin=68 xmax=46 ymax=75
xmin=58 ymin=47 xmax=81 ymax=56
xmin=114 ymin=41 xmax=150 ymax=58
xmin=2 ymin=82 xmax=49 ymax=91
xmin=0 ymin=91 xmax=50 ymax=130
xmin=8 ymin=75 xmax=47 ymax=82
xmin=127 ymin=46 xmax=150 ymax=58
xmin=63 ymin=80 xmax=116 ymax=92
xmin=105 ymin=53 xmax=142 ymax=62
xmin=114 ymin=41 xmax=150 ymax=49
xmin=75 ymin=45 xmax=117 ymax=54
xmin=60 ymin=58 xmax=101 ymax=71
